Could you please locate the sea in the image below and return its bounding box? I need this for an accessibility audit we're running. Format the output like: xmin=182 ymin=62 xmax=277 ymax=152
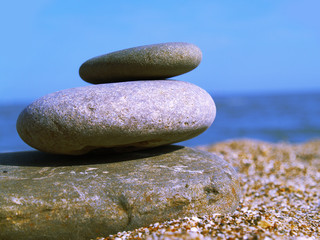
xmin=1 ymin=91 xmax=319 ymax=153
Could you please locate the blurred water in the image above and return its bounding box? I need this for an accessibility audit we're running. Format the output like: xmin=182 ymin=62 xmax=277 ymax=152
xmin=182 ymin=91 xmax=320 ymax=146
xmin=1 ymin=92 xmax=319 ymax=153
xmin=0 ymin=104 xmax=33 ymax=152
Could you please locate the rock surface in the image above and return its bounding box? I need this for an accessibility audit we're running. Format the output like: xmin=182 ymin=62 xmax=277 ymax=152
xmin=0 ymin=146 xmax=240 ymax=240
xmin=16 ymin=80 xmax=215 ymax=155
xmin=79 ymin=42 xmax=202 ymax=84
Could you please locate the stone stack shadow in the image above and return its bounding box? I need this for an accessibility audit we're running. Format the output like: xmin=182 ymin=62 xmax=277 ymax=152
xmin=0 ymin=42 xmax=240 ymax=240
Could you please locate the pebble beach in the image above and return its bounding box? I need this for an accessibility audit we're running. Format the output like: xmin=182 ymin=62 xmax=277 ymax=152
xmin=2 ymin=42 xmax=319 ymax=239
xmin=101 ymin=139 xmax=320 ymax=240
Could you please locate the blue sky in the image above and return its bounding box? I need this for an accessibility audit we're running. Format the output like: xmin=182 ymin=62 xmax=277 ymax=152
xmin=1 ymin=0 xmax=319 ymax=103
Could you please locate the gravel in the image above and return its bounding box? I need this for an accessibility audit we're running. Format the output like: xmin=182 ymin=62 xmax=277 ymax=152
xmin=95 ymin=139 xmax=320 ymax=240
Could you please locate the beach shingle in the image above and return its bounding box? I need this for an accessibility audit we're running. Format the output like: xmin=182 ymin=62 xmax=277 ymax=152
xmin=101 ymin=140 xmax=320 ymax=240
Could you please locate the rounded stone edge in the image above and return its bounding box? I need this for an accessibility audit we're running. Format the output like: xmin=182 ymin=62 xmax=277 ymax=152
xmin=0 ymin=146 xmax=240 ymax=239
xmin=16 ymin=81 xmax=215 ymax=155
xmin=79 ymin=42 xmax=202 ymax=84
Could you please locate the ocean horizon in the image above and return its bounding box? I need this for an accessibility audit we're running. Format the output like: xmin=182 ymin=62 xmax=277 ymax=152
xmin=1 ymin=91 xmax=319 ymax=153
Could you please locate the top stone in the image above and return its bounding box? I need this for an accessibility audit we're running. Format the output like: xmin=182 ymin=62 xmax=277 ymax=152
xmin=79 ymin=42 xmax=202 ymax=84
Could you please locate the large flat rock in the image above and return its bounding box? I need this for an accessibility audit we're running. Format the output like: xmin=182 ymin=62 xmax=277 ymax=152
xmin=79 ymin=42 xmax=202 ymax=84
xmin=16 ymin=80 xmax=215 ymax=155
xmin=0 ymin=146 xmax=240 ymax=240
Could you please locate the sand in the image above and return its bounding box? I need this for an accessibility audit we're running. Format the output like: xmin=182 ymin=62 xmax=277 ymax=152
xmin=97 ymin=139 xmax=320 ymax=240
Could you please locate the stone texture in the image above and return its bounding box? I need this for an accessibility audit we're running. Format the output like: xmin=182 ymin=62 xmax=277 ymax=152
xmin=0 ymin=146 xmax=240 ymax=240
xmin=79 ymin=42 xmax=202 ymax=84
xmin=16 ymin=80 xmax=215 ymax=155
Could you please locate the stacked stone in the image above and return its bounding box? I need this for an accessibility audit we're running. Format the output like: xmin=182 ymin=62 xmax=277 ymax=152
xmin=17 ymin=43 xmax=214 ymax=155
xmin=1 ymin=43 xmax=240 ymax=239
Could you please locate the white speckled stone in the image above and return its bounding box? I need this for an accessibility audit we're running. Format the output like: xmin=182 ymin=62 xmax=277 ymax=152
xmin=79 ymin=42 xmax=202 ymax=84
xmin=17 ymin=80 xmax=215 ymax=155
